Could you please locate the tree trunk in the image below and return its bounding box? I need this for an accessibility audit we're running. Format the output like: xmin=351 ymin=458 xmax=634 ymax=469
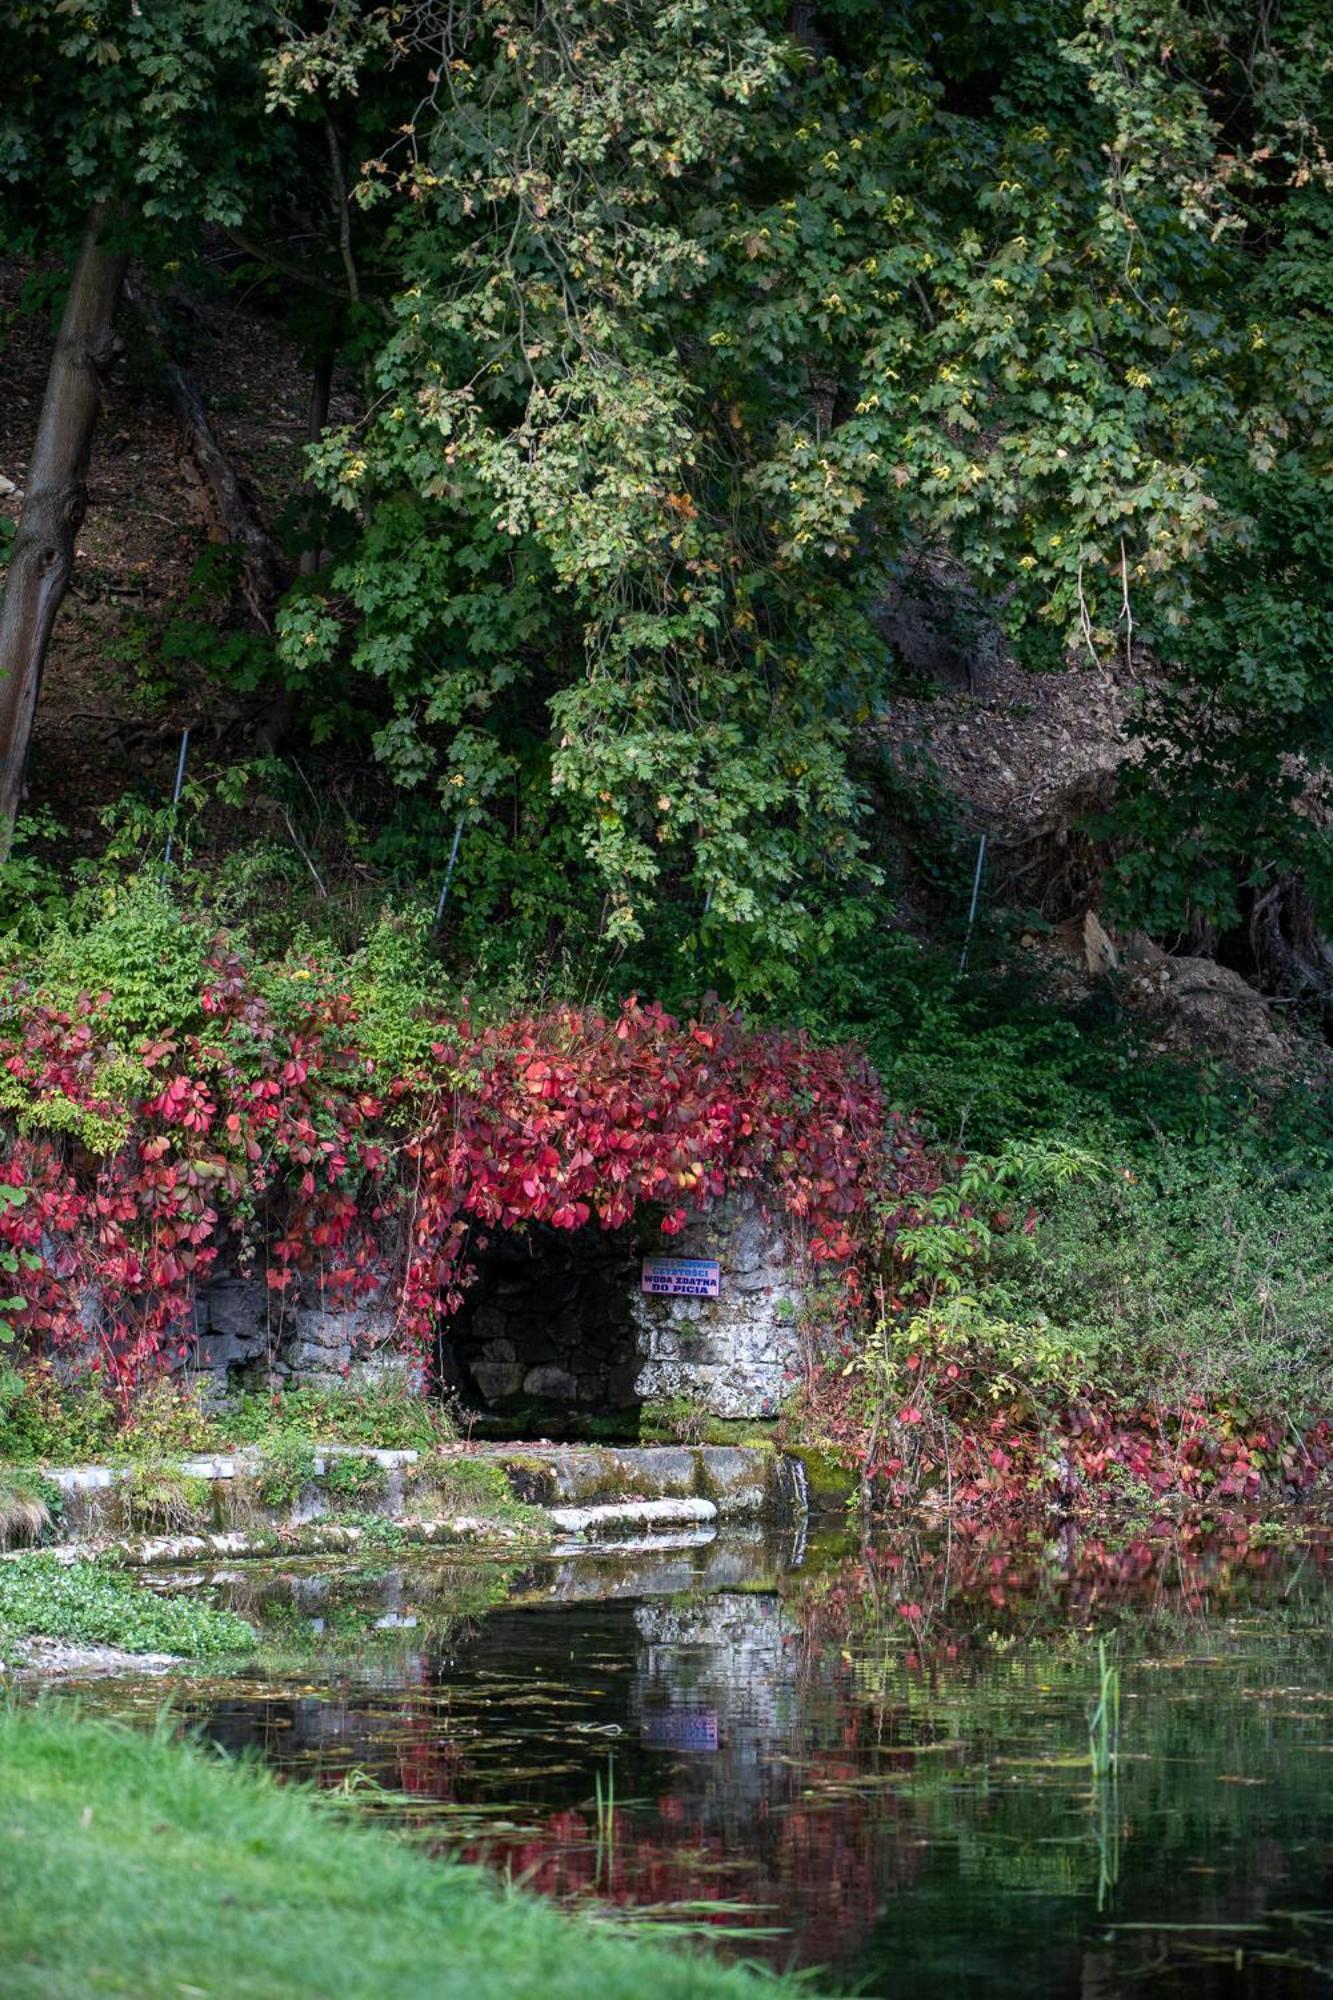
xmin=0 ymin=210 xmax=127 ymax=849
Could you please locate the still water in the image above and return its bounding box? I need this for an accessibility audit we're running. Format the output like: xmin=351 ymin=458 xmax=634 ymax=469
xmin=59 ymin=1521 xmax=1333 ymax=1996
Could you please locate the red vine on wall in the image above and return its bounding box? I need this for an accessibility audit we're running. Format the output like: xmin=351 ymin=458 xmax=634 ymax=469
xmin=0 ymin=964 xmax=923 ymax=1395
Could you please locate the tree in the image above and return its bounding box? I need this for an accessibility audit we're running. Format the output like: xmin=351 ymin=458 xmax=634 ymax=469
xmin=5 ymin=1 xmax=1333 ymax=997
xmin=257 ymin=0 xmax=1333 ymax=992
xmin=0 ymin=0 xmax=281 ymax=839
xmin=0 ymin=210 xmax=127 ymax=840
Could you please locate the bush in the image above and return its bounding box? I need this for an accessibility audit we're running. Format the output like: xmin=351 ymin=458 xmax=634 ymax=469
xmin=0 ymin=1466 xmax=58 ymax=1549
xmin=0 ymin=1555 xmax=253 ymax=1658
xmin=988 ymin=1146 xmax=1333 ymax=1423
xmin=0 ymin=1365 xmax=118 ymax=1465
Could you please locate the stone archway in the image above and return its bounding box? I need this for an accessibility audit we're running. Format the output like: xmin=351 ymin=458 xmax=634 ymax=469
xmin=440 ymin=1221 xmax=646 ymax=1430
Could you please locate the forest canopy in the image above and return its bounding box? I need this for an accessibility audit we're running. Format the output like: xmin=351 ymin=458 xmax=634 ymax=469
xmin=3 ymin=0 xmax=1333 ymax=996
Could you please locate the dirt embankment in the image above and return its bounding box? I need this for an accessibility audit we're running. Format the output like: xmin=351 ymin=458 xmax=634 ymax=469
xmin=877 ymin=592 xmax=1332 ymax=1082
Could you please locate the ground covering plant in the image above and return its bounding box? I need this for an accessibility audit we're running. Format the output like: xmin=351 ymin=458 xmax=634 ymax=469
xmin=0 ymin=1705 xmax=806 ymax=2000
xmin=0 ymin=1554 xmax=253 ymax=1659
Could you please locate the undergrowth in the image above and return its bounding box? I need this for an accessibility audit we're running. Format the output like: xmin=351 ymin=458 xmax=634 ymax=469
xmin=0 ymin=1555 xmax=254 ymax=1659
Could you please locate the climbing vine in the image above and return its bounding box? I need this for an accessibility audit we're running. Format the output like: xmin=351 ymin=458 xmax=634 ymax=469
xmin=0 ymin=950 xmax=926 ymax=1394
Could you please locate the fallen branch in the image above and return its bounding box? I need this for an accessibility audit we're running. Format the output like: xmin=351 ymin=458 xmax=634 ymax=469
xmin=124 ymin=278 xmax=285 ymax=629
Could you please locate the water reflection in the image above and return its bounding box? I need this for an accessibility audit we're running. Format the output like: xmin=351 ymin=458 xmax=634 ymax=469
xmin=64 ymin=1522 xmax=1333 ymax=1995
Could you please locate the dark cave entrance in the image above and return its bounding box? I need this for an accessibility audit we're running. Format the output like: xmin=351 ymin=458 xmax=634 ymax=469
xmin=439 ymin=1221 xmax=646 ymax=1440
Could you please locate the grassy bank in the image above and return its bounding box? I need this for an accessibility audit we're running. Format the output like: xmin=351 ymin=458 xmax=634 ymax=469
xmin=0 ymin=1706 xmax=801 ymax=1999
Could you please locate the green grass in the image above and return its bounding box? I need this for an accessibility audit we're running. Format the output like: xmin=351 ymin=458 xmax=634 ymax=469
xmin=0 ymin=1706 xmax=802 ymax=1999
xmin=0 ymin=1465 xmax=57 ymax=1548
xmin=0 ymin=1555 xmax=254 ymax=1659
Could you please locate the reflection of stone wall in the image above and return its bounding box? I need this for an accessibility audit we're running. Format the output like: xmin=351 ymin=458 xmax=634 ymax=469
xmin=633 ymin=1194 xmax=801 ymax=1418
xmin=632 ymin=1592 xmax=803 ymax=1812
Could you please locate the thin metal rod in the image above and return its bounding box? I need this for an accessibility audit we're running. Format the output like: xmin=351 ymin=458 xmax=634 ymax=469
xmin=432 ymin=815 xmax=465 ymax=929
xmin=958 ymin=831 xmax=987 ymax=973
xmin=162 ymin=726 xmax=191 ymax=874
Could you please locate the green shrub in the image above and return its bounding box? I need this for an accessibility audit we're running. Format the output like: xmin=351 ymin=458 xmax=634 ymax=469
xmin=407 ymin=1452 xmax=542 ymax=1528
xmin=0 ymin=1555 xmax=253 ymax=1658
xmin=321 ymin=1453 xmax=386 ymax=1504
xmin=119 ymin=1379 xmax=224 ymax=1458
xmin=119 ymin=1466 xmax=212 ymax=1536
xmin=255 ymin=1438 xmax=319 ymax=1510
xmin=985 ymin=1146 xmax=1333 ymax=1421
xmin=0 ymin=1366 xmax=118 ymax=1465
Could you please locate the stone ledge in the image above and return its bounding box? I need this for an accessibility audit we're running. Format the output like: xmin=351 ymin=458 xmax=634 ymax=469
xmin=548 ymin=1496 xmax=718 ymax=1538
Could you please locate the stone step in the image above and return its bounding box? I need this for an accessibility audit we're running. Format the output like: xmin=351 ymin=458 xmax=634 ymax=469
xmin=487 ymin=1443 xmax=797 ymax=1518
xmin=548 ymin=1496 xmax=718 ymax=1540
xmin=18 ymin=1441 xmax=839 ymax=1556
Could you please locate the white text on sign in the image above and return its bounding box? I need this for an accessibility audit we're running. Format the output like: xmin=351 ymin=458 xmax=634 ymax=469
xmin=641 ymin=1257 xmax=721 ymax=1298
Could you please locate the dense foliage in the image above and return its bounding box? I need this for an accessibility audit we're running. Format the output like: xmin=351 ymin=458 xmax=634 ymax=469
xmin=6 ymin=2 xmax=1333 ymax=988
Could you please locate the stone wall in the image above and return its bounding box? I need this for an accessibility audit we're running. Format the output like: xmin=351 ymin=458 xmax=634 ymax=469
xmin=632 ymin=1194 xmax=801 ymax=1418
xmin=85 ymin=1191 xmax=804 ymax=1420
xmin=179 ymin=1273 xmax=419 ymax=1402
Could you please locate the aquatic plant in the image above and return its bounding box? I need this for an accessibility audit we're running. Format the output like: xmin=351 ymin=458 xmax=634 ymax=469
xmin=1088 ymin=1638 xmax=1120 ymax=1781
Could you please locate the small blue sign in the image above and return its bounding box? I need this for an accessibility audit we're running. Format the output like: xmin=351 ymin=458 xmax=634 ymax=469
xmin=641 ymin=1257 xmax=721 ymax=1298
xmin=642 ymin=1710 xmax=719 ymax=1752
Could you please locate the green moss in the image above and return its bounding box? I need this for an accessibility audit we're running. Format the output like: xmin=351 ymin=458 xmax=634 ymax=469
xmin=496 ymin=1454 xmax=560 ymax=1506
xmin=787 ymin=1444 xmax=859 ymax=1515
xmin=406 ymin=1452 xmax=551 ymax=1536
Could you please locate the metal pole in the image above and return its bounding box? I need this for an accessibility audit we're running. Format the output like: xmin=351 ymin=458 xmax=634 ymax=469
xmin=432 ymin=814 xmax=465 ymax=930
xmin=162 ymin=726 xmax=191 ymax=875
xmin=958 ymin=832 xmax=987 ymax=974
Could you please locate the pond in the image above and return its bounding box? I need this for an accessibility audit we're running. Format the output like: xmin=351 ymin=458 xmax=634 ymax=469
xmin=47 ymin=1519 xmax=1333 ymax=1996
